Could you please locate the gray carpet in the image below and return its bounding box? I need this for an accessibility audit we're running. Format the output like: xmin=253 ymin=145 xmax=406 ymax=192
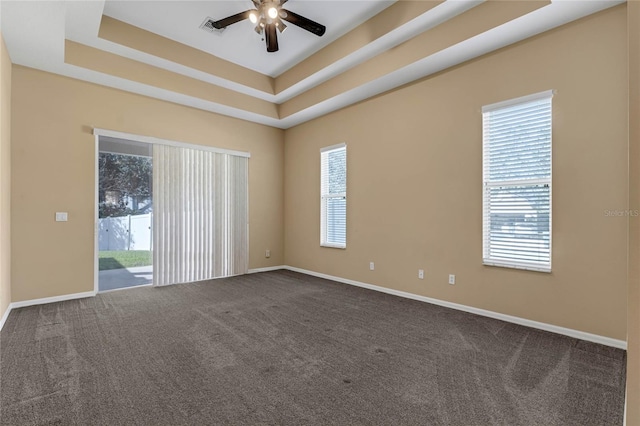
xmin=0 ymin=270 xmax=626 ymax=425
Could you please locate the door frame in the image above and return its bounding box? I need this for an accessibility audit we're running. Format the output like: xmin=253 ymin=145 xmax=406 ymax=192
xmin=93 ymin=134 xmax=99 ymax=294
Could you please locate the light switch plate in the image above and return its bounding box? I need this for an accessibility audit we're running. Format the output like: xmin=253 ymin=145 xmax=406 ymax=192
xmin=55 ymin=212 xmax=68 ymax=222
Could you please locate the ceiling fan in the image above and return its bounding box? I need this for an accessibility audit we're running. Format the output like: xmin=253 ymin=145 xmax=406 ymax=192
xmin=210 ymin=0 xmax=326 ymax=53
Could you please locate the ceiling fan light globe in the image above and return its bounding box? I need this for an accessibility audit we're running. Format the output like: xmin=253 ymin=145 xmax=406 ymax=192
xmin=249 ymin=11 xmax=258 ymax=24
xmin=268 ymin=7 xmax=278 ymax=19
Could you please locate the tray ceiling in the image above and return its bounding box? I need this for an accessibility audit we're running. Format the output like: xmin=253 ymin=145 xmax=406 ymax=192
xmin=0 ymin=0 xmax=624 ymax=129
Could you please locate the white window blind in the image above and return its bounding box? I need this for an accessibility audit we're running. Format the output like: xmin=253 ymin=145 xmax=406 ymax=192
xmin=482 ymin=90 xmax=553 ymax=272
xmin=153 ymin=144 xmax=248 ymax=286
xmin=321 ymin=144 xmax=347 ymax=248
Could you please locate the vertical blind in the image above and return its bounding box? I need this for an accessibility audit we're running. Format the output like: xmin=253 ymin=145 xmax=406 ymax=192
xmin=320 ymin=144 xmax=347 ymax=248
xmin=482 ymin=90 xmax=553 ymax=272
xmin=153 ymin=144 xmax=248 ymax=286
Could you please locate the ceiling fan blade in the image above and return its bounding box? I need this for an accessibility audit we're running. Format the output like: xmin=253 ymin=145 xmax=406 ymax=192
xmin=265 ymin=24 xmax=279 ymax=52
xmin=280 ymin=9 xmax=325 ymax=37
xmin=211 ymin=10 xmax=252 ymax=29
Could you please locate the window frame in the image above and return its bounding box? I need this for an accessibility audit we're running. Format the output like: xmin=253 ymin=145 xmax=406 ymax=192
xmin=320 ymin=143 xmax=347 ymax=249
xmin=482 ymin=90 xmax=554 ymax=273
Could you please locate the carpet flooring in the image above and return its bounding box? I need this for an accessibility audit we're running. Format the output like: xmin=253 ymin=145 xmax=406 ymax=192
xmin=0 ymin=270 xmax=626 ymax=425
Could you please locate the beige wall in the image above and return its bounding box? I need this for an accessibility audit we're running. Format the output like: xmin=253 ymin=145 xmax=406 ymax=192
xmin=0 ymin=33 xmax=11 ymax=318
xmin=10 ymin=66 xmax=284 ymax=302
xmin=627 ymin=1 xmax=640 ymax=423
xmin=284 ymin=6 xmax=628 ymax=340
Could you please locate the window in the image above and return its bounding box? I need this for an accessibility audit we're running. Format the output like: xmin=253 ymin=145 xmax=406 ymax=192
xmin=321 ymin=144 xmax=347 ymax=248
xmin=482 ymin=90 xmax=553 ymax=272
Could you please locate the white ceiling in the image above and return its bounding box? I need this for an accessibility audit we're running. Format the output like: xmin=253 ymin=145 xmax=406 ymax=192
xmin=0 ymin=0 xmax=625 ymax=129
xmin=103 ymin=0 xmax=395 ymax=77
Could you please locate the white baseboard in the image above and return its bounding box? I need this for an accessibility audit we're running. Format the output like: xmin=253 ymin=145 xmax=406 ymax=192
xmin=283 ymin=266 xmax=627 ymax=350
xmin=0 ymin=290 xmax=97 ymax=332
xmin=2 ymin=268 xmax=628 ymax=350
xmin=247 ymin=265 xmax=285 ymax=274
xmin=624 ymin=391 xmax=627 ymax=426
xmin=0 ymin=304 xmax=11 ymax=332
xmin=1 ymin=268 xmax=285 ymax=324
xmin=10 ymin=290 xmax=97 ymax=310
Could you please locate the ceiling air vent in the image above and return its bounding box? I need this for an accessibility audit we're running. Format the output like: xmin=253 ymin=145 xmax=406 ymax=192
xmin=200 ymin=17 xmax=224 ymax=34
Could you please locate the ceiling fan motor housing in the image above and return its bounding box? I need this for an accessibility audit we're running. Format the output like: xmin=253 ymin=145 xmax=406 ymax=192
xmin=209 ymin=0 xmax=326 ymax=53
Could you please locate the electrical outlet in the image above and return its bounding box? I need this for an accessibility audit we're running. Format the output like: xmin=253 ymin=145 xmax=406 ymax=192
xmin=418 ymin=269 xmax=424 ymax=279
xmin=448 ymin=274 xmax=456 ymax=285
xmin=55 ymin=212 xmax=68 ymax=222
xmin=265 ymin=250 xmax=271 ymax=258
xmin=369 ymin=262 xmax=375 ymax=271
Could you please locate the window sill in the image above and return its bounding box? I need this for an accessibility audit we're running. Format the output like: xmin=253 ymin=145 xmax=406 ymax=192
xmin=321 ymin=243 xmax=346 ymax=250
xmin=483 ymin=260 xmax=551 ymax=273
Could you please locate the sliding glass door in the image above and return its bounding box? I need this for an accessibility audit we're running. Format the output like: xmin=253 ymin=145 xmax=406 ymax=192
xmin=97 ymin=138 xmax=153 ymax=292
xmin=95 ymin=131 xmax=249 ymax=291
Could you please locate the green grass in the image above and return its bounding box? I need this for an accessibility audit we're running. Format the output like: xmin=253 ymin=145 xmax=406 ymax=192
xmin=99 ymin=250 xmax=152 ymax=271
